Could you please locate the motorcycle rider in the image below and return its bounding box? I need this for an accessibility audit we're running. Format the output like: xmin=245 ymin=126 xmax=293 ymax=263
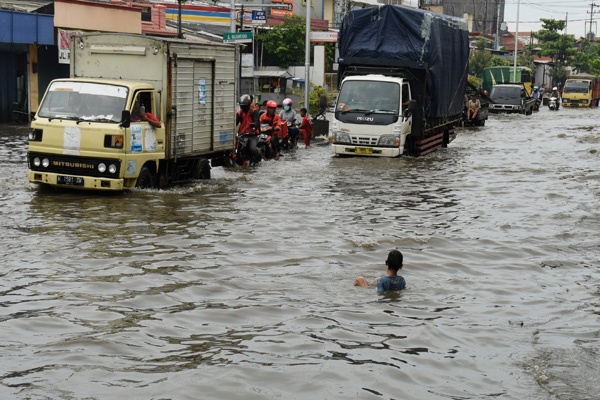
xmin=279 ymin=98 xmax=300 ymax=149
xmin=259 ymin=100 xmax=282 ymax=159
xmin=532 ymin=86 xmax=541 ymax=110
xmin=549 ymin=86 xmax=560 ymax=110
xmin=236 ymin=94 xmax=261 ymax=162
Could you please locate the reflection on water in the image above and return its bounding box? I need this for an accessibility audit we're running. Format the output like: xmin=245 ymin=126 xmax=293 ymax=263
xmin=0 ymin=111 xmax=599 ymax=399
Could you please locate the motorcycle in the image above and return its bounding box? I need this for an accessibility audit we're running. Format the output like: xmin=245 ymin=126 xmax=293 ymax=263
xmin=257 ymin=122 xmax=280 ymax=160
xmin=548 ymin=96 xmax=559 ymax=111
xmin=533 ymin=98 xmax=541 ymax=111
xmin=231 ymin=123 xmax=261 ymax=167
xmin=280 ymin=120 xmax=300 ymax=151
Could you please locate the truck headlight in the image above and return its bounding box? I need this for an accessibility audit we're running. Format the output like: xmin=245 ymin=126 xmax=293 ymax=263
xmin=33 ymin=157 xmax=41 ymax=167
xmin=378 ymin=134 xmax=399 ymax=146
xmin=98 ymin=163 xmax=107 ymax=173
xmin=42 ymin=158 xmax=50 ymax=168
xmin=108 ymin=164 xmax=117 ymax=174
xmin=332 ymin=131 xmax=351 ymax=143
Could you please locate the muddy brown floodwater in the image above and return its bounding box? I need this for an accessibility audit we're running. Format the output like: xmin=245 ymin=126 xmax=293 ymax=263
xmin=0 ymin=108 xmax=599 ymax=399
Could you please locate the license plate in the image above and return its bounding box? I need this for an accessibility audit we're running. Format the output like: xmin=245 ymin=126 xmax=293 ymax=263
xmin=57 ymin=175 xmax=84 ymax=186
xmin=355 ymin=147 xmax=373 ymax=154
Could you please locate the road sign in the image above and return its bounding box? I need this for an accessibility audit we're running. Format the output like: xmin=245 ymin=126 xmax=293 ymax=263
xmin=310 ymin=31 xmax=338 ymax=43
xmin=252 ymin=10 xmax=267 ymax=23
xmin=223 ymin=31 xmax=253 ymax=43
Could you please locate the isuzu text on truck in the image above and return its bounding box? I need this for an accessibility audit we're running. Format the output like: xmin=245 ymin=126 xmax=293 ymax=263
xmin=331 ymin=5 xmax=469 ymax=157
xmin=27 ymin=33 xmax=237 ymax=191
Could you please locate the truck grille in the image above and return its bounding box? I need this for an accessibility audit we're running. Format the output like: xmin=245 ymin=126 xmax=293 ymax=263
xmin=28 ymin=152 xmax=121 ymax=178
xmin=352 ymin=136 xmax=378 ymax=146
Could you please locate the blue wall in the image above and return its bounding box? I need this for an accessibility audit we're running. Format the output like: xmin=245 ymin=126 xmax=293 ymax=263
xmin=0 ymin=10 xmax=54 ymax=45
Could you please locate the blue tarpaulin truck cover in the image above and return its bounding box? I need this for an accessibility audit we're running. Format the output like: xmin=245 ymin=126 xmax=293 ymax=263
xmin=338 ymin=5 xmax=469 ymax=118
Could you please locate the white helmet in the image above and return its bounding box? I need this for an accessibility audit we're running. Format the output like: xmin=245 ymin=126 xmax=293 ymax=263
xmin=552 ymin=87 xmax=558 ymax=91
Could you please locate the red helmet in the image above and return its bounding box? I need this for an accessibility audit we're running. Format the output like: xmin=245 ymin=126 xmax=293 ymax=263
xmin=266 ymin=100 xmax=278 ymax=109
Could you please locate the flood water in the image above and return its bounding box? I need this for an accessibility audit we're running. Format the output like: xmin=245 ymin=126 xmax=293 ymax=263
xmin=1 ymin=108 xmax=599 ymax=400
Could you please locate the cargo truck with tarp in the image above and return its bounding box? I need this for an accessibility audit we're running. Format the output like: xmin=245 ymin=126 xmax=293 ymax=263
xmin=331 ymin=5 xmax=469 ymax=157
xmin=27 ymin=33 xmax=237 ymax=191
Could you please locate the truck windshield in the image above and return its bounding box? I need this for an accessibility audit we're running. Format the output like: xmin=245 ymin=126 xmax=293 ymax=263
xmin=563 ymin=81 xmax=590 ymax=94
xmin=337 ymin=81 xmax=400 ymax=114
xmin=490 ymin=86 xmax=522 ymax=100
xmin=38 ymin=81 xmax=129 ymax=123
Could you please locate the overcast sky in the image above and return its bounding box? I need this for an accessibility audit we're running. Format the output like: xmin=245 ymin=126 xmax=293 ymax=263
xmin=504 ymin=0 xmax=596 ymax=38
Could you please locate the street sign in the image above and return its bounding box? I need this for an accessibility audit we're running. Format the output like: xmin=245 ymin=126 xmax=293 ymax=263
xmin=252 ymin=10 xmax=267 ymax=23
xmin=310 ymin=31 xmax=338 ymax=43
xmin=223 ymin=31 xmax=253 ymax=43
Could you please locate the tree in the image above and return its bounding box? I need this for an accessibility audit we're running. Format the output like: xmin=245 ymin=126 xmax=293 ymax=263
xmin=571 ymin=39 xmax=600 ymax=74
xmin=535 ymin=18 xmax=577 ymax=85
xmin=469 ymin=40 xmax=511 ymax=78
xmin=255 ymin=16 xmax=335 ymax=71
xmin=256 ymin=16 xmax=307 ymax=69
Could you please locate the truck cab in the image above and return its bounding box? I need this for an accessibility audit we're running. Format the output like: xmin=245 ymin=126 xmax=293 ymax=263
xmin=488 ymin=84 xmax=535 ymax=115
xmin=28 ymin=79 xmax=165 ymax=190
xmin=561 ymin=76 xmax=600 ymax=107
xmin=331 ymin=75 xmax=412 ymax=157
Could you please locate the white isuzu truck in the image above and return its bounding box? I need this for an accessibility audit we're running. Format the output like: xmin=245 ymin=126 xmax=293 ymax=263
xmin=331 ymin=5 xmax=469 ymax=157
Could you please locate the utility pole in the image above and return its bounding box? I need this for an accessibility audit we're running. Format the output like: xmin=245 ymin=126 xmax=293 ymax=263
xmin=587 ymin=3 xmax=599 ymax=40
xmin=177 ymin=0 xmax=183 ymax=39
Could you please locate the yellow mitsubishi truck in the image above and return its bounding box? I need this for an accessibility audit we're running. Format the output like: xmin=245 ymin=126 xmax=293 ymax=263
xmin=28 ymin=33 xmax=237 ymax=190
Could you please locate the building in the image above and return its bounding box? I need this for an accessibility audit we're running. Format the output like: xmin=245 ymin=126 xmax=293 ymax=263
xmin=0 ymin=0 xmax=176 ymax=123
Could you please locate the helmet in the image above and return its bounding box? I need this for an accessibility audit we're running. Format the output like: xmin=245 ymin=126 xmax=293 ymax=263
xmin=239 ymin=94 xmax=252 ymax=106
xmin=282 ymin=98 xmax=293 ymax=107
xmin=533 ymin=86 xmax=538 ymax=90
xmin=553 ymin=87 xmax=557 ymax=91
xmin=266 ymin=100 xmax=278 ymax=109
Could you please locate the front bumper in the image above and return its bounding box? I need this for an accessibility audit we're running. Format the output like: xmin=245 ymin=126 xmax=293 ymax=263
xmin=28 ymin=171 xmax=125 ymax=191
xmin=331 ymin=143 xmax=401 ymax=157
xmin=489 ymin=104 xmax=523 ymax=113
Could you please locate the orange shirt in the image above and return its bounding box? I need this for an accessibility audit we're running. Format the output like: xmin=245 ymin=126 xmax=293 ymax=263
xmin=259 ymin=112 xmax=281 ymax=132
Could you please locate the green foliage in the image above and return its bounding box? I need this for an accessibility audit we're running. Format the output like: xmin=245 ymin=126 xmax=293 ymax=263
xmin=490 ymin=56 xmax=511 ymax=67
xmin=256 ymin=16 xmax=307 ymax=68
xmin=469 ymin=41 xmax=512 ymax=78
xmin=535 ymin=18 xmax=577 ymax=85
xmin=307 ymin=83 xmax=326 ymax=116
xmin=535 ymin=18 xmax=576 ymax=65
xmin=571 ymin=40 xmax=600 ymax=74
xmin=468 ymin=74 xmax=482 ymax=88
xmin=468 ymin=41 xmax=492 ymax=78
xmin=590 ymin=58 xmax=600 ymax=76
xmin=255 ymin=17 xmax=336 ymax=71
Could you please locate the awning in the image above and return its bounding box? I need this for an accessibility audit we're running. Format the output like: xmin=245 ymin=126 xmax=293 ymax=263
xmin=0 ymin=1 xmax=53 ymax=13
xmin=253 ymin=70 xmax=293 ymax=78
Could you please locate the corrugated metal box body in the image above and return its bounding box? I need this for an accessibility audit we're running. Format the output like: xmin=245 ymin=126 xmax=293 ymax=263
xmin=71 ymin=33 xmax=236 ymax=159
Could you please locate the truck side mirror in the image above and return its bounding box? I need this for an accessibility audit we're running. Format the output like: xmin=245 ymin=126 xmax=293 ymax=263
xmin=404 ymin=99 xmax=417 ymax=117
xmin=319 ymin=94 xmax=327 ymax=111
xmin=120 ymin=110 xmax=131 ymax=128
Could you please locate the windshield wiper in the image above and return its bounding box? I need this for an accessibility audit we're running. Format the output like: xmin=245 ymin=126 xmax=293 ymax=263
xmin=341 ymin=108 xmax=374 ymax=114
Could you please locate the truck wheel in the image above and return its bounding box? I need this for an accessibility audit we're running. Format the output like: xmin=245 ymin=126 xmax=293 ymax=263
xmin=193 ymin=159 xmax=211 ymax=180
xmin=136 ymin=166 xmax=155 ymax=189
